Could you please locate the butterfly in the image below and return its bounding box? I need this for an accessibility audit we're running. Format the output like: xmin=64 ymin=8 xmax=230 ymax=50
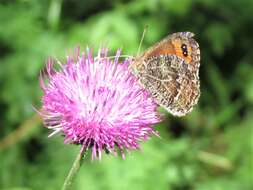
xmin=130 ymin=32 xmax=200 ymax=116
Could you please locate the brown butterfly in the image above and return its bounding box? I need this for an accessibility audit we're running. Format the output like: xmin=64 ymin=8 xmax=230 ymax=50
xmin=130 ymin=32 xmax=200 ymax=116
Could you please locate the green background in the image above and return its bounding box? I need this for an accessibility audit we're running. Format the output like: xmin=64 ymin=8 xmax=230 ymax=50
xmin=0 ymin=0 xmax=252 ymax=189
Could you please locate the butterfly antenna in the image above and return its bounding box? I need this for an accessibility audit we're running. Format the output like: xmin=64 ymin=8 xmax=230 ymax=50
xmin=137 ymin=25 xmax=148 ymax=56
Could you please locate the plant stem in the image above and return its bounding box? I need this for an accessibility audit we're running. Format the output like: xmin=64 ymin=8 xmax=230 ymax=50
xmin=0 ymin=114 xmax=41 ymax=151
xmin=61 ymin=146 xmax=86 ymax=190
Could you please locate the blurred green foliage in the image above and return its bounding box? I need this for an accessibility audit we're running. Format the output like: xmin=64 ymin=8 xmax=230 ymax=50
xmin=0 ymin=0 xmax=252 ymax=189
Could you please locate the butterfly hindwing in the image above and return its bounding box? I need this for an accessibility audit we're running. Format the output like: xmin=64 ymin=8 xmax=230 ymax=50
xmin=136 ymin=54 xmax=199 ymax=116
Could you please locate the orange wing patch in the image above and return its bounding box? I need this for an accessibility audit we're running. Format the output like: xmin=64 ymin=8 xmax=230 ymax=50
xmin=146 ymin=38 xmax=193 ymax=64
xmin=171 ymin=38 xmax=192 ymax=64
xmin=157 ymin=49 xmax=175 ymax=55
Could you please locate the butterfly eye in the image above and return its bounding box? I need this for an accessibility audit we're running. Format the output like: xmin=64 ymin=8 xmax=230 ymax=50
xmin=181 ymin=43 xmax=188 ymax=57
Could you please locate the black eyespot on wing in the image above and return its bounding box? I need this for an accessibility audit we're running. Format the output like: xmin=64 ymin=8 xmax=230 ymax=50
xmin=181 ymin=44 xmax=187 ymax=50
xmin=181 ymin=44 xmax=188 ymax=57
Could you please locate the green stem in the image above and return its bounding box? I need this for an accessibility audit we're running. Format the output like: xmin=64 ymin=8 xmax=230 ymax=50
xmin=61 ymin=146 xmax=86 ymax=190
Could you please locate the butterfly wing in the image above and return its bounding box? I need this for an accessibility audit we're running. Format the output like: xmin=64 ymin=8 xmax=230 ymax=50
xmin=139 ymin=32 xmax=200 ymax=73
xmin=130 ymin=32 xmax=200 ymax=116
xmin=136 ymin=54 xmax=200 ymax=116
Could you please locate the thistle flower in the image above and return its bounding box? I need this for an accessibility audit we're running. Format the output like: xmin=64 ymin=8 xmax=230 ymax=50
xmin=40 ymin=48 xmax=160 ymax=159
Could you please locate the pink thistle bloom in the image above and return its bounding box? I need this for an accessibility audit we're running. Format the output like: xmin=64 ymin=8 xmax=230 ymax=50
xmin=40 ymin=48 xmax=160 ymax=159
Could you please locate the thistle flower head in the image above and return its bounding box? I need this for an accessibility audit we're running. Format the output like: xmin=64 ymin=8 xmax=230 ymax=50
xmin=40 ymin=48 xmax=160 ymax=159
